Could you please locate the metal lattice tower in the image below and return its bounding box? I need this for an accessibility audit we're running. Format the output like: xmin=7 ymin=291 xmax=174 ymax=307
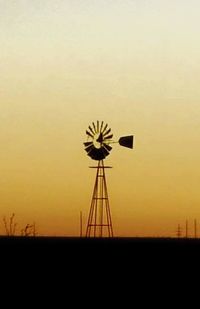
xmin=86 ymin=160 xmax=113 ymax=237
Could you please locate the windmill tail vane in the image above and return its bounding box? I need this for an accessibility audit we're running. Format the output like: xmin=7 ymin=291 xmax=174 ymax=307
xmin=118 ymin=135 xmax=134 ymax=149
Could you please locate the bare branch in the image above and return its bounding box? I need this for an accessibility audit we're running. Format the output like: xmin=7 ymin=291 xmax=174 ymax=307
xmin=3 ymin=216 xmax=9 ymax=236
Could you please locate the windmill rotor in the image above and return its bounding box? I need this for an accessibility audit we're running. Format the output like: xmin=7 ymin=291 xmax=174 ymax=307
xmin=84 ymin=121 xmax=113 ymax=160
xmin=84 ymin=121 xmax=134 ymax=161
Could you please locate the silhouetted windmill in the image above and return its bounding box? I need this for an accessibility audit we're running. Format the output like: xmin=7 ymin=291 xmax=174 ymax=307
xmin=84 ymin=120 xmax=134 ymax=237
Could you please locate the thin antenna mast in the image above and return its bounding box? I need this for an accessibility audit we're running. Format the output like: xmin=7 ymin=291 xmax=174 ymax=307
xmin=80 ymin=211 xmax=83 ymax=237
xmin=194 ymin=219 xmax=197 ymax=239
xmin=185 ymin=220 xmax=188 ymax=238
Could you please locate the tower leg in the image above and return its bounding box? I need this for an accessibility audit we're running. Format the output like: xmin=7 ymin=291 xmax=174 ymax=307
xmin=86 ymin=160 xmax=113 ymax=237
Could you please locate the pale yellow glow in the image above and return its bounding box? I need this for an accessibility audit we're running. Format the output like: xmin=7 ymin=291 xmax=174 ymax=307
xmin=1 ymin=1 xmax=200 ymax=236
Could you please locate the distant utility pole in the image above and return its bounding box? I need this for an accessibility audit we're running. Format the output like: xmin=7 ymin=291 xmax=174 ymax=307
xmin=194 ymin=219 xmax=197 ymax=239
xmin=80 ymin=211 xmax=83 ymax=237
xmin=176 ymin=224 xmax=181 ymax=238
xmin=185 ymin=220 xmax=188 ymax=238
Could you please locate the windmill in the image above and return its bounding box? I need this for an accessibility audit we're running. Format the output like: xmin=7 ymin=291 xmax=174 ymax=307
xmin=84 ymin=120 xmax=134 ymax=237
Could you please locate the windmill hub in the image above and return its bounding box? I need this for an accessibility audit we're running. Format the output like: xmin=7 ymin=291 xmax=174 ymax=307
xmin=93 ymin=133 xmax=103 ymax=148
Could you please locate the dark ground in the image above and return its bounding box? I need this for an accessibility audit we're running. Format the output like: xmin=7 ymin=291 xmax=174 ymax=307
xmin=1 ymin=235 xmax=200 ymax=260
xmin=1 ymin=234 xmax=200 ymax=246
xmin=0 ymin=236 xmax=198 ymax=293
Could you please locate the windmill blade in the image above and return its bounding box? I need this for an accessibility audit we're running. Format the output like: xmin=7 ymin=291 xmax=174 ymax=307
xmin=84 ymin=142 xmax=93 ymax=147
xmin=100 ymin=121 xmax=104 ymax=133
xmin=87 ymin=148 xmax=96 ymax=157
xmin=118 ymin=135 xmax=134 ymax=149
xmin=92 ymin=122 xmax=97 ymax=133
xmin=88 ymin=125 xmax=95 ymax=136
xmin=86 ymin=130 xmax=94 ymax=138
xmin=96 ymin=120 xmax=99 ymax=133
xmin=103 ymin=144 xmax=112 ymax=152
xmin=98 ymin=148 xmax=107 ymax=159
xmin=88 ymin=148 xmax=105 ymax=160
xmin=101 ymin=146 xmax=110 ymax=157
xmin=103 ymin=128 xmax=111 ymax=137
xmin=103 ymin=134 xmax=113 ymax=141
xmin=85 ymin=144 xmax=95 ymax=153
xmin=102 ymin=123 xmax=108 ymax=134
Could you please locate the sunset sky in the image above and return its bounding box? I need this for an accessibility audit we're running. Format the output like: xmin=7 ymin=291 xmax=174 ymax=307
xmin=1 ymin=0 xmax=200 ymax=237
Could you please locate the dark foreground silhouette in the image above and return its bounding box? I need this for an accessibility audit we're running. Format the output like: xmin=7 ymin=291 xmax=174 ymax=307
xmin=1 ymin=235 xmax=200 ymax=245
xmin=1 ymin=236 xmax=199 ymax=279
xmin=1 ymin=235 xmax=200 ymax=258
xmin=1 ymin=235 xmax=200 ymax=244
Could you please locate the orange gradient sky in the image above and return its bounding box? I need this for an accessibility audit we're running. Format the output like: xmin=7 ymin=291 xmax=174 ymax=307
xmin=1 ymin=0 xmax=200 ymax=237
